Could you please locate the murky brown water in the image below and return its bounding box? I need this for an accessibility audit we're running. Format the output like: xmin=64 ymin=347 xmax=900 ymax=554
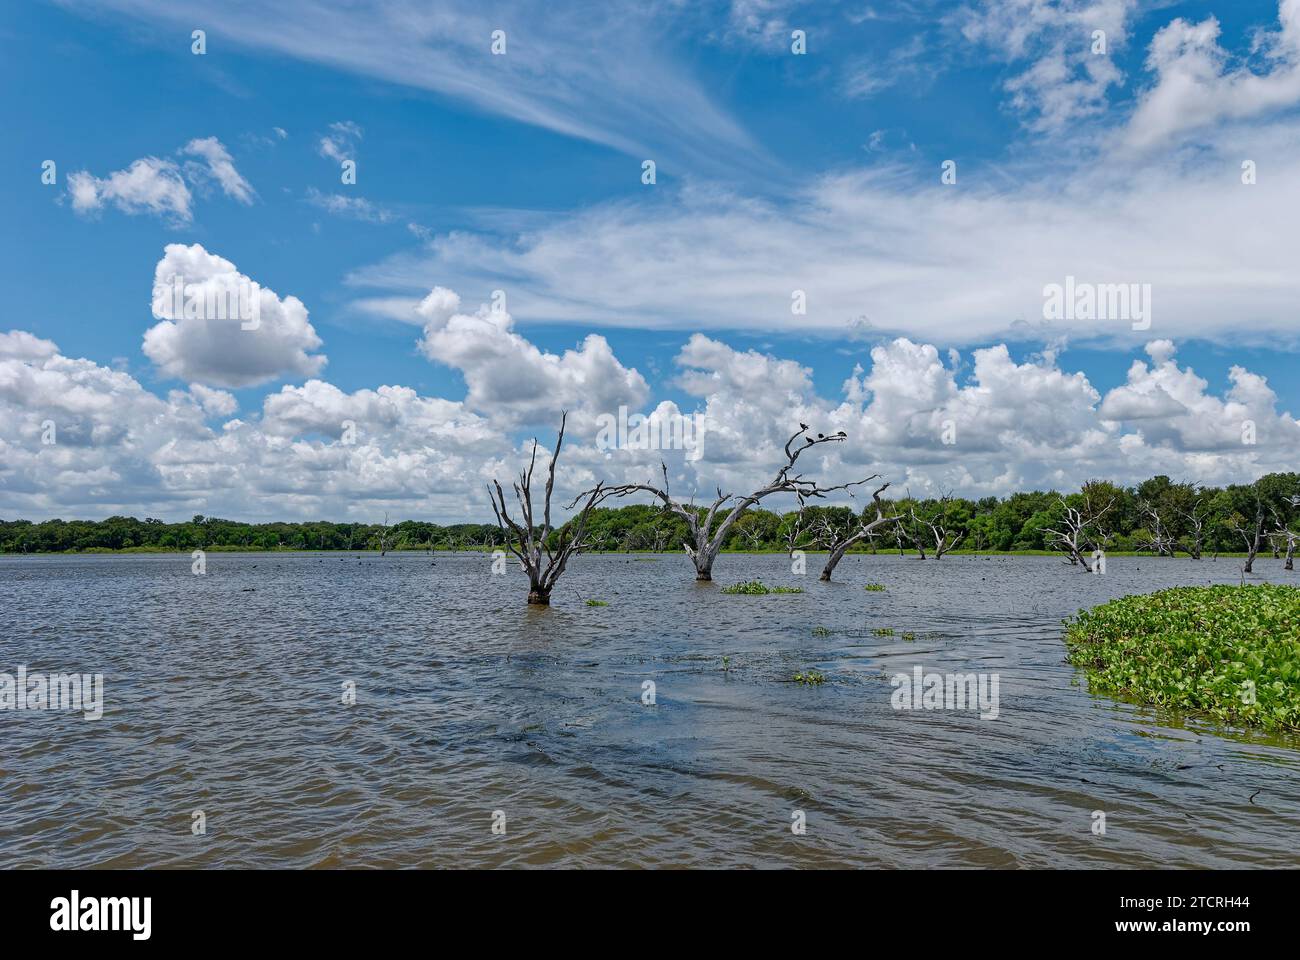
xmin=1 ymin=551 xmax=1297 ymax=868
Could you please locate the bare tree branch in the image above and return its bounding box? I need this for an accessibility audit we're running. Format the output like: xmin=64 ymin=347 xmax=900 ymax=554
xmin=819 ymin=481 xmax=899 ymax=580
xmin=1044 ymin=482 xmax=1115 ymax=573
xmin=597 ymin=424 xmax=862 ymax=581
xmin=488 ymin=412 xmax=622 ymax=604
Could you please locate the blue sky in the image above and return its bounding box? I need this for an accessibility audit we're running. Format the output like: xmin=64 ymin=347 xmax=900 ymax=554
xmin=2 ymin=1 xmax=1299 ymax=521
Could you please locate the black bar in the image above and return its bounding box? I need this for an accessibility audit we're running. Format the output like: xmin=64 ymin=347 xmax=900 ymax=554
xmin=1 ymin=868 xmax=1283 ymax=945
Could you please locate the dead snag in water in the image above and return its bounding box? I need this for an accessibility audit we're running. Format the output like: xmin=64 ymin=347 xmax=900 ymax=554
xmin=819 ymin=481 xmax=899 ymax=581
xmin=1227 ymin=494 xmax=1267 ymax=575
xmin=1044 ymin=482 xmax=1115 ymax=573
xmin=1270 ymin=498 xmax=1299 ymax=572
xmin=602 ymin=424 xmax=867 ymax=582
xmin=488 ymin=412 xmax=616 ymax=605
xmin=912 ymin=492 xmax=964 ymax=559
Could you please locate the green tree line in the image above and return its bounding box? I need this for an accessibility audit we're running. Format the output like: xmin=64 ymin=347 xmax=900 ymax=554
xmin=2 ymin=473 xmax=1297 ymax=557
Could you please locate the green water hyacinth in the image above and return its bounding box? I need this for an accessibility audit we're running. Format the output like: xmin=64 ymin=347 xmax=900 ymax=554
xmin=721 ymin=581 xmax=803 ymax=595
xmin=792 ymin=670 xmax=827 ymax=686
xmin=1064 ymin=585 xmax=1300 ymax=732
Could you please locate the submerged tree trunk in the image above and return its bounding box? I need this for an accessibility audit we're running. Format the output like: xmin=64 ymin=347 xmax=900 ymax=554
xmin=1241 ymin=527 xmax=1263 ymax=574
xmin=1045 ymin=489 xmax=1115 ymax=574
xmin=819 ymin=540 xmax=852 ymax=581
xmin=691 ymin=539 xmax=720 ymax=579
xmin=685 ymin=525 xmax=720 ymax=581
xmin=489 ymin=412 xmax=620 ymax=607
xmin=1231 ymin=500 xmax=1267 ymax=575
xmin=1243 ymin=529 xmax=1262 ymax=573
xmin=600 ymin=425 xmax=871 ymax=584
xmin=819 ymin=484 xmax=895 ymax=581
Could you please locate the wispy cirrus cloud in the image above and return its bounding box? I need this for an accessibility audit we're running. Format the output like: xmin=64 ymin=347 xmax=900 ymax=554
xmin=71 ymin=0 xmax=764 ymax=172
xmin=955 ymin=0 xmax=1138 ymax=133
xmin=345 ymin=119 xmax=1300 ymax=350
xmin=305 ymin=187 xmax=395 ymax=223
xmin=180 ymin=136 xmax=257 ymax=203
xmin=317 ymin=120 xmax=362 ymax=164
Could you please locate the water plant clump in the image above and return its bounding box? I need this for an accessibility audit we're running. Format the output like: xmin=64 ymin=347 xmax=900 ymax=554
xmin=584 ymin=599 xmax=609 ymax=606
xmin=722 ymin=580 xmax=769 ymax=594
xmin=872 ymin=627 xmax=895 ymax=637
xmin=1063 ymin=584 xmax=1300 ymax=731
xmin=792 ymin=670 xmax=827 ymax=686
xmin=864 ymin=583 xmax=886 ymax=592
xmin=722 ymin=580 xmax=803 ymax=595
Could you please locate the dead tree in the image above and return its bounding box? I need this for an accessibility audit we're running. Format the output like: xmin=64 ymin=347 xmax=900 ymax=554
xmin=1270 ymin=527 xmax=1298 ymax=571
xmin=735 ymin=519 xmax=767 ymax=552
xmin=1044 ymin=486 xmax=1115 ymax=573
xmin=604 ymin=425 xmax=867 ymax=581
xmin=901 ymin=499 xmax=928 ymax=559
xmin=819 ymin=482 xmax=899 ymax=581
xmin=488 ymin=413 xmax=617 ymax=605
xmin=893 ymin=490 xmax=944 ymax=558
xmin=376 ymin=512 xmax=396 ymax=556
xmin=649 ymin=517 xmax=672 ymax=553
xmin=1227 ymin=498 xmax=1267 ymax=575
xmin=1173 ymin=497 xmax=1211 ymax=560
xmin=1137 ymin=500 xmax=1177 ymax=557
xmin=912 ymin=493 xmax=964 ymax=559
xmin=1271 ymin=498 xmax=1299 ymax=572
xmin=782 ymin=509 xmax=808 ymax=557
xmin=807 ymin=511 xmax=852 ymax=552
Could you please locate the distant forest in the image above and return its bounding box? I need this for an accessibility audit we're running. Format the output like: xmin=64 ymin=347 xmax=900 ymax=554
xmin=4 ymin=473 xmax=1298 ymax=558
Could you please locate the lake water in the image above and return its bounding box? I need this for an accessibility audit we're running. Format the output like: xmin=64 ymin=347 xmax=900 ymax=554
xmin=1 ymin=551 xmax=1297 ymax=868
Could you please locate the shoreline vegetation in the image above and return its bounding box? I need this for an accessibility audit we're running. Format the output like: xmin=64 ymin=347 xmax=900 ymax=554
xmin=1064 ymin=585 xmax=1300 ymax=732
xmin=1 ymin=544 xmax=1277 ymax=558
xmin=4 ymin=470 xmax=1298 ymax=560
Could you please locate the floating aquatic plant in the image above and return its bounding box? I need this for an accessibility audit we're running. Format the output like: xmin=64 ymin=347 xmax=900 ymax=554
xmin=722 ymin=580 xmax=803 ymax=595
xmin=1064 ymin=585 xmax=1300 ymax=732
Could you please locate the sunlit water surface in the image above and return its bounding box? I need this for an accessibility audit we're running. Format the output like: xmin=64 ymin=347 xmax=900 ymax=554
xmin=1 ymin=552 xmax=1297 ymax=868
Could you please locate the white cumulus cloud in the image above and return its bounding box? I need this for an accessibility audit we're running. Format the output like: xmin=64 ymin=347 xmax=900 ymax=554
xmin=68 ymin=157 xmax=192 ymax=222
xmin=142 ymin=244 xmax=327 ymax=388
